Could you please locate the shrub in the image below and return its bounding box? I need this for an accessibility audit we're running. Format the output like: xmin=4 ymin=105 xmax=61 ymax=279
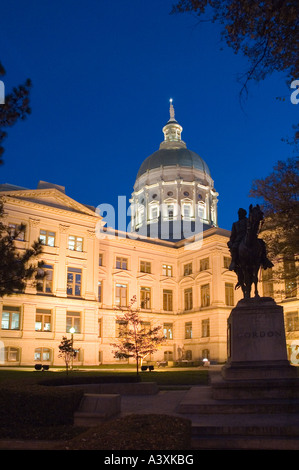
xmin=0 ymin=380 xmax=83 ymax=427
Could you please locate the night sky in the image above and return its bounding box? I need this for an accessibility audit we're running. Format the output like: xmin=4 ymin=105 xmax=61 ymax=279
xmin=0 ymin=0 xmax=297 ymax=231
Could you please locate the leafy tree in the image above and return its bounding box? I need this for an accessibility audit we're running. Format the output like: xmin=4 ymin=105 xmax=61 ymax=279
xmin=250 ymin=157 xmax=299 ymax=293
xmin=0 ymin=61 xmax=32 ymax=164
xmin=172 ymin=0 xmax=299 ymax=140
xmin=0 ymin=199 xmax=44 ymax=296
xmin=111 ymin=296 xmax=166 ymax=376
xmin=58 ymin=336 xmax=77 ymax=374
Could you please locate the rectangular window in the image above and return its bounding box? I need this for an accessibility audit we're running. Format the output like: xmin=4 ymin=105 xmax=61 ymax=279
xmin=163 ymin=322 xmax=173 ymax=340
xmin=284 ymin=259 xmax=297 ymax=299
xmin=99 ymin=253 xmax=103 ymax=266
xmin=150 ymin=205 xmax=159 ymax=220
xmin=200 ymin=258 xmax=209 ymax=271
xmin=66 ymin=311 xmax=81 ymax=333
xmin=183 ymin=204 xmax=191 ymax=218
xmin=140 ymin=261 xmax=151 ymax=273
xmin=1 ymin=306 xmax=20 ymax=330
xmin=184 ymin=288 xmax=193 ymax=310
xmin=98 ymin=281 xmax=102 ymax=302
xmin=116 ymin=257 xmax=128 ymax=270
xmin=35 ymin=309 xmax=52 ymax=331
xmin=286 ymin=312 xmax=299 ymax=332
xmin=115 ymin=283 xmax=127 ymax=307
xmin=201 ymin=284 xmax=210 ymax=307
xmin=167 ymin=204 xmax=174 ymax=220
xmin=162 ymin=264 xmax=173 ymax=277
xmin=163 ymin=289 xmax=173 ymax=311
xmin=68 ymin=235 xmax=83 ymax=252
xmin=140 ymin=287 xmax=151 ymax=309
xmin=34 ymin=347 xmax=51 ymax=362
xmin=184 ymin=263 xmax=192 ymax=276
xmin=8 ymin=223 xmax=26 ymax=241
xmin=224 ymin=256 xmax=231 ymax=269
xmin=202 ymin=319 xmax=210 ymax=337
xmin=39 ymin=230 xmax=55 ymax=247
xmin=67 ymin=268 xmax=82 ymax=297
xmin=185 ymin=321 xmax=192 ymax=339
xmin=225 ymin=282 xmax=234 ymax=306
xmin=116 ymin=319 xmax=128 ymax=337
xmin=262 ymin=268 xmax=274 ymax=297
xmin=37 ymin=264 xmax=53 ymax=294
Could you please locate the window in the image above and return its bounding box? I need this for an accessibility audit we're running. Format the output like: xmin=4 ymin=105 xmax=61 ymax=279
xmin=182 ymin=203 xmax=192 ymax=218
xmin=163 ymin=323 xmax=173 ymax=340
xmin=140 ymin=287 xmax=151 ymax=309
xmin=150 ymin=205 xmax=159 ymax=220
xmin=98 ymin=318 xmax=102 ymax=337
xmin=166 ymin=204 xmax=174 ymax=220
xmin=224 ymin=256 xmax=231 ymax=269
xmin=262 ymin=268 xmax=274 ymax=297
xmin=34 ymin=347 xmax=51 ymax=362
xmin=202 ymin=319 xmax=210 ymax=337
xmin=225 ymin=283 xmax=234 ymax=306
xmin=116 ymin=257 xmax=128 ymax=270
xmin=68 ymin=235 xmax=83 ymax=252
xmin=35 ymin=309 xmax=52 ymax=331
xmin=140 ymin=261 xmax=151 ymax=273
xmin=202 ymin=348 xmax=210 ymax=360
xmin=116 ymin=319 xmax=128 ymax=337
xmin=99 ymin=253 xmax=103 ymax=266
xmin=200 ymin=258 xmax=209 ymax=271
xmin=164 ymin=351 xmax=173 ymax=361
xmin=162 ymin=264 xmax=173 ymax=277
xmin=201 ymin=284 xmax=210 ymax=307
xmin=8 ymin=223 xmax=26 ymax=241
xmin=185 ymin=321 xmax=192 ymax=339
xmin=284 ymin=259 xmax=297 ymax=299
xmin=286 ymin=312 xmax=299 ymax=332
xmin=39 ymin=230 xmax=55 ymax=247
xmin=141 ymin=321 xmax=151 ymax=333
xmin=4 ymin=347 xmax=20 ymax=362
xmin=163 ymin=289 xmax=173 ymax=311
xmin=184 ymin=263 xmax=192 ymax=276
xmin=1 ymin=306 xmax=20 ymax=330
xmin=115 ymin=284 xmax=127 ymax=307
xmin=67 ymin=268 xmax=82 ymax=297
xmin=37 ymin=264 xmax=53 ymax=293
xmin=66 ymin=311 xmax=81 ymax=333
xmin=98 ymin=281 xmax=102 ymax=302
xmin=184 ymin=288 xmax=193 ymax=310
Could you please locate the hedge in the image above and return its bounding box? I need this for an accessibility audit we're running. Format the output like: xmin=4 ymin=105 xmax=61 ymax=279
xmin=0 ymin=380 xmax=83 ymax=427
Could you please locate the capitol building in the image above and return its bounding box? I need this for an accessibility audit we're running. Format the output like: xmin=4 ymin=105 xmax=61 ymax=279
xmin=0 ymin=103 xmax=298 ymax=367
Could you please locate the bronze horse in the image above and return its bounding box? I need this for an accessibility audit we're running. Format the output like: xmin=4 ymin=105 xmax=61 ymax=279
xmin=236 ymin=204 xmax=264 ymax=299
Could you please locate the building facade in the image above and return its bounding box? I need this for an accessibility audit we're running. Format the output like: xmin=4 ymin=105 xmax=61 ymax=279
xmin=0 ymin=105 xmax=298 ymax=367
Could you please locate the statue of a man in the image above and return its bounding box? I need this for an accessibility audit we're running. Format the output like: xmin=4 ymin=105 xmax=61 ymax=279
xmin=227 ymin=207 xmax=273 ymax=272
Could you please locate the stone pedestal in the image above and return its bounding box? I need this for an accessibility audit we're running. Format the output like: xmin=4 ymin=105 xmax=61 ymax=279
xmin=222 ymin=297 xmax=297 ymax=381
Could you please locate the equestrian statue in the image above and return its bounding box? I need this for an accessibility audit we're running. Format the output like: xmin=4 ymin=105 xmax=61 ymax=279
xmin=227 ymin=205 xmax=273 ymax=299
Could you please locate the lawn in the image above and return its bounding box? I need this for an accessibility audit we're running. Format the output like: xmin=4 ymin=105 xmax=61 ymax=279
xmin=0 ymin=367 xmax=209 ymax=386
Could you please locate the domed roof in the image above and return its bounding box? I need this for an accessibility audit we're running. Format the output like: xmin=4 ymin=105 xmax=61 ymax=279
xmin=136 ymin=148 xmax=210 ymax=179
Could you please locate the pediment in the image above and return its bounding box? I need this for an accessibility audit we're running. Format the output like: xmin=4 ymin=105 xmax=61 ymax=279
xmin=1 ymin=188 xmax=98 ymax=218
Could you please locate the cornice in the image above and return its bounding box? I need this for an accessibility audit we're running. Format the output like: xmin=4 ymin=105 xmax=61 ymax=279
xmin=1 ymin=191 xmax=100 ymax=222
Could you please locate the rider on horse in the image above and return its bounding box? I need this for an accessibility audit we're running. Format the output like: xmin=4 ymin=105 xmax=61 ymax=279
xmin=227 ymin=207 xmax=273 ymax=272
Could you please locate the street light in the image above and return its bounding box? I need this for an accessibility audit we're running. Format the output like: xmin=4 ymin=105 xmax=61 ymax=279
xmin=70 ymin=327 xmax=75 ymax=370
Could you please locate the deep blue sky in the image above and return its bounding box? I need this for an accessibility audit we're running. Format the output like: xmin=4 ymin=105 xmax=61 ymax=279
xmin=0 ymin=0 xmax=297 ymax=231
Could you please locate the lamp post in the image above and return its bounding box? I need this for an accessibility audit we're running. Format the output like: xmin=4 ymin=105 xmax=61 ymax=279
xmin=70 ymin=327 xmax=75 ymax=370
